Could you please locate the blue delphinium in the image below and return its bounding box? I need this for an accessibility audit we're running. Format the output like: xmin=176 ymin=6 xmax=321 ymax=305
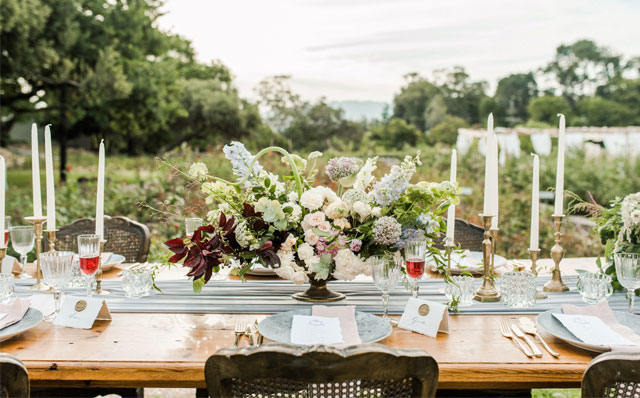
xmin=223 ymin=141 xmax=264 ymax=179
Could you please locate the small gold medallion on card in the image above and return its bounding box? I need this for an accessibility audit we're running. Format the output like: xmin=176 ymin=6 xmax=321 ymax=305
xmin=418 ymin=304 xmax=430 ymax=316
xmin=75 ymin=300 xmax=87 ymax=312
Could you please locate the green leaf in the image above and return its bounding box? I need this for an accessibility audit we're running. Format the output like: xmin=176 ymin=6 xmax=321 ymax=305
xmin=312 ymin=227 xmax=331 ymax=237
xmin=193 ymin=277 xmax=206 ymax=293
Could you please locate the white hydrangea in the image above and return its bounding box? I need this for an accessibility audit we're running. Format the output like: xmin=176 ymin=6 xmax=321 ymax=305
xmin=287 ymin=191 xmax=299 ymax=203
xmin=332 ymin=249 xmax=368 ymax=281
xmin=282 ymin=202 xmax=302 ymax=223
xmin=620 ymin=193 xmax=640 ymax=245
xmin=352 ymin=201 xmax=372 ymax=220
xmin=188 ymin=162 xmax=208 ymax=181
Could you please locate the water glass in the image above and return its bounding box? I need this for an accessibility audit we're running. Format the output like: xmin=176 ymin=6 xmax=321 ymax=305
xmin=404 ymin=238 xmax=427 ymax=298
xmin=185 ymin=217 xmax=203 ymax=237
xmin=445 ymin=275 xmax=475 ymax=307
xmin=9 ymin=226 xmax=35 ymax=279
xmin=67 ymin=255 xmax=86 ymax=288
xmin=614 ymin=253 xmax=640 ymax=313
xmin=40 ymin=251 xmax=74 ymax=321
xmin=371 ymin=256 xmax=402 ymax=322
xmin=122 ymin=268 xmax=153 ymax=298
xmin=78 ymin=234 xmax=101 ymax=298
xmin=0 ymin=273 xmax=14 ymax=303
xmin=500 ymin=271 xmax=537 ymax=308
xmin=577 ymin=272 xmax=613 ymax=304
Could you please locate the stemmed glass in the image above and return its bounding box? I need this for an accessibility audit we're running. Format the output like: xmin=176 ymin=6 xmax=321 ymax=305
xmin=40 ymin=251 xmax=74 ymax=321
xmin=404 ymin=238 xmax=427 ymax=298
xmin=78 ymin=234 xmax=101 ymax=297
xmin=9 ymin=226 xmax=35 ymax=279
xmin=614 ymin=253 xmax=640 ymax=313
xmin=185 ymin=217 xmax=203 ymax=237
xmin=4 ymin=216 xmax=10 ymax=246
xmin=371 ymin=256 xmax=402 ymax=323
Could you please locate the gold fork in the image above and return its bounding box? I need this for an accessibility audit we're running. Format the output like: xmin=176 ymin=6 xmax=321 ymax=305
xmin=499 ymin=319 xmax=534 ymax=358
xmin=233 ymin=321 xmax=246 ymax=348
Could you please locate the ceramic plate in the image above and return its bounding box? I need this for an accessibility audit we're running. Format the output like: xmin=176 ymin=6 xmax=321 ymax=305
xmin=536 ymin=308 xmax=640 ymax=353
xmin=0 ymin=308 xmax=44 ymax=342
xmin=92 ymin=253 xmax=126 ymax=271
xmin=258 ymin=308 xmax=392 ymax=345
xmin=429 ymin=251 xmax=507 ymax=275
xmin=246 ymin=266 xmax=276 ymax=276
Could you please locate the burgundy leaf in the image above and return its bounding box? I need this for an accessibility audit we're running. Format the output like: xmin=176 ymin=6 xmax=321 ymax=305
xmin=242 ymin=203 xmax=256 ymax=218
xmin=168 ymin=251 xmax=187 ymax=263
xmin=218 ymin=212 xmax=227 ymax=228
xmin=165 ymin=238 xmax=186 ymax=252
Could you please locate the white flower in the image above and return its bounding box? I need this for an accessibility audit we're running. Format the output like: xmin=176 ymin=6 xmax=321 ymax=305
xmin=620 ymin=193 xmax=640 ymax=244
xmin=297 ymin=243 xmax=315 ymax=260
xmin=188 ymin=162 xmax=208 ymax=181
xmin=277 ymin=250 xmax=295 ymax=268
xmin=275 ymin=264 xmax=294 ymax=280
xmin=304 ymin=212 xmax=326 ymax=228
xmin=352 ymin=201 xmax=371 ymax=220
xmin=325 ymin=199 xmax=348 ymax=220
xmin=371 ymin=207 xmax=382 ymax=217
xmin=292 ymin=270 xmax=309 ymax=285
xmin=332 ymin=249 xmax=368 ymax=281
xmin=316 ymin=221 xmax=332 ymax=233
xmin=333 ymin=218 xmax=351 ymax=230
xmin=234 ymin=221 xmax=252 ymax=248
xmin=300 ymin=189 xmax=324 ymax=210
xmin=281 ymin=234 xmax=297 ymax=252
xmin=320 ymin=186 xmax=339 ymax=203
xmin=353 ymin=157 xmax=378 ymax=191
xmin=287 ymin=191 xmax=299 ymax=202
xmin=305 ymin=229 xmax=319 ymax=245
xmin=283 ymin=202 xmax=302 ymax=223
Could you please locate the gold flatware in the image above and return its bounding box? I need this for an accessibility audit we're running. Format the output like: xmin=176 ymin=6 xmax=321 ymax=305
xmin=233 ymin=321 xmax=246 ymax=348
xmin=245 ymin=324 xmax=254 ymax=346
xmin=518 ymin=317 xmax=560 ymax=358
xmin=511 ymin=324 xmax=542 ymax=357
xmin=499 ymin=319 xmax=534 ymax=358
xmin=254 ymin=319 xmax=263 ymax=347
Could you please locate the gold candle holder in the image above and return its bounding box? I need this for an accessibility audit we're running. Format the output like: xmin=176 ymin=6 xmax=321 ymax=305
xmin=529 ymin=248 xmax=547 ymax=299
xmin=543 ymin=215 xmax=569 ymax=292
xmin=24 ymin=216 xmax=51 ymax=291
xmin=444 ymin=244 xmax=454 ymax=277
xmin=490 ymin=228 xmax=498 ymax=270
xmin=46 ymin=229 xmax=58 ymax=252
xmin=0 ymin=247 xmax=6 ymax=264
xmin=474 ymin=215 xmax=500 ymax=302
xmin=94 ymin=240 xmax=110 ymax=295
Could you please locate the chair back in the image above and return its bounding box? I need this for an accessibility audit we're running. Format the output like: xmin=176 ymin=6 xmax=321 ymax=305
xmin=205 ymin=343 xmax=438 ymax=398
xmin=46 ymin=216 xmax=150 ymax=263
xmin=0 ymin=353 xmax=29 ymax=397
xmin=582 ymin=351 xmax=640 ymax=397
xmin=436 ymin=218 xmax=484 ymax=251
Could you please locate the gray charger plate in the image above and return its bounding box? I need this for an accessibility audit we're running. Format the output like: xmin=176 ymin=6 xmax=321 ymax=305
xmin=0 ymin=308 xmax=44 ymax=342
xmin=258 ymin=308 xmax=392 ymax=345
xmin=536 ymin=308 xmax=640 ymax=353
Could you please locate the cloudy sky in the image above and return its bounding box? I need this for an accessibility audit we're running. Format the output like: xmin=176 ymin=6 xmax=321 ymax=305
xmin=158 ymin=0 xmax=640 ymax=103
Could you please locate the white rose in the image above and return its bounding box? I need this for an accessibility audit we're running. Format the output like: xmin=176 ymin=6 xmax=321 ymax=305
xmin=304 ymin=211 xmax=326 ymax=227
xmin=281 ymin=234 xmax=297 ymax=252
xmin=371 ymin=207 xmax=382 ymax=217
xmin=325 ymin=200 xmax=347 ymax=220
xmin=352 ymin=201 xmax=371 ymax=220
xmin=274 ymin=264 xmax=295 ymax=280
xmin=333 ymin=218 xmax=351 ymax=230
xmin=320 ymin=186 xmax=338 ymax=204
xmin=332 ymin=249 xmax=365 ymax=281
xmin=317 ymin=221 xmax=332 ymax=233
xmin=297 ymin=243 xmax=315 ymax=261
xmin=291 ymin=270 xmax=309 ymax=285
xmin=305 ymin=229 xmax=319 ymax=245
xmin=276 ymin=250 xmax=295 ymax=268
xmin=300 ymin=189 xmax=324 ymax=210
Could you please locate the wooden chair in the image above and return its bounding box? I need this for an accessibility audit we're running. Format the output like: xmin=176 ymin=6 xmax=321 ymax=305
xmin=435 ymin=218 xmax=484 ymax=251
xmin=582 ymin=351 xmax=640 ymax=397
xmin=0 ymin=353 xmax=29 ymax=397
xmin=205 ymin=343 xmax=438 ymax=398
xmin=44 ymin=216 xmax=150 ymax=263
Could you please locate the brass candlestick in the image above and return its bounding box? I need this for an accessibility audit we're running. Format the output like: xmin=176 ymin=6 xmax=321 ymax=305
xmin=445 ymin=244 xmax=454 ymax=277
xmin=490 ymin=228 xmax=499 ymax=270
xmin=474 ymin=215 xmax=500 ymax=302
xmin=0 ymin=247 xmax=6 ymax=264
xmin=529 ymin=249 xmax=547 ymax=299
xmin=543 ymin=215 xmax=569 ymax=292
xmin=46 ymin=229 xmax=58 ymax=252
xmin=25 ymin=216 xmax=51 ymax=291
xmin=94 ymin=240 xmax=110 ymax=295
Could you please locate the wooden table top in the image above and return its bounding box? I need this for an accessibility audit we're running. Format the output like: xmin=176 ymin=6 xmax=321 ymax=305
xmin=4 ymin=257 xmax=602 ymax=390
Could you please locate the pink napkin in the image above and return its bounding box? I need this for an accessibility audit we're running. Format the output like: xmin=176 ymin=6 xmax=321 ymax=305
xmin=312 ymin=305 xmax=361 ymax=345
xmin=562 ymin=301 xmax=640 ymax=351
xmin=0 ymin=298 xmax=30 ymax=330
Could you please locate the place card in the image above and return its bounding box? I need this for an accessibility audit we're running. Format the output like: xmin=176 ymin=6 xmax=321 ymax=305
xmin=552 ymin=313 xmax=637 ymax=346
xmin=290 ymin=315 xmax=343 ymax=345
xmin=29 ymin=294 xmax=55 ymax=317
xmin=398 ymin=298 xmax=449 ymax=338
xmin=1 ymin=255 xmax=20 ymax=275
xmin=54 ymin=296 xmax=111 ymax=329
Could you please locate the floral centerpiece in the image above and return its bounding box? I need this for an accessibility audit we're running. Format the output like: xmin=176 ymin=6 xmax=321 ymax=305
xmin=165 ymin=142 xmax=457 ymax=301
xmin=570 ymin=192 xmax=640 ymax=291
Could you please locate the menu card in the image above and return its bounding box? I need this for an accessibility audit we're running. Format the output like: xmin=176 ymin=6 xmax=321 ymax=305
xmin=553 ymin=313 xmax=637 ymax=347
xmin=290 ymin=315 xmax=343 ymax=345
xmin=312 ymin=305 xmax=361 ymax=345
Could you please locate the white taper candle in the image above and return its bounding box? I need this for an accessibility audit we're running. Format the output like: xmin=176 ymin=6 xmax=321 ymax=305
xmin=446 ymin=149 xmax=457 ymax=246
xmin=554 ymin=114 xmax=565 ymax=216
xmin=483 ymin=113 xmax=495 ymax=217
xmin=31 ymin=123 xmax=42 ymax=218
xmin=0 ymin=156 xmax=5 ymax=249
xmin=530 ymin=154 xmax=540 ymax=251
xmin=95 ymin=140 xmax=105 ymax=240
xmin=44 ymin=125 xmax=56 ymax=230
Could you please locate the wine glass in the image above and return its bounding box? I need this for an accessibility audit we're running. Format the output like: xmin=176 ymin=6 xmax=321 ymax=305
xmin=77 ymin=234 xmax=101 ymax=297
xmin=614 ymin=253 xmax=640 ymax=313
xmin=4 ymin=216 xmax=10 ymax=246
xmin=40 ymin=251 xmax=74 ymax=321
xmin=9 ymin=226 xmax=35 ymax=279
xmin=371 ymin=256 xmax=402 ymax=323
xmin=404 ymin=238 xmax=427 ymax=298
xmin=185 ymin=217 xmax=203 ymax=237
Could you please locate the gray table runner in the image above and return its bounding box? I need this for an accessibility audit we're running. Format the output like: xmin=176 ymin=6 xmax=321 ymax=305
xmin=13 ymin=275 xmax=634 ymax=315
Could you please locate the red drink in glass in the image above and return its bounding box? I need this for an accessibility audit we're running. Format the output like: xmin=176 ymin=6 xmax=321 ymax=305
xmin=4 ymin=231 xmax=8 ymax=245
xmin=406 ymin=257 xmax=425 ymax=278
xmin=79 ymin=256 xmax=100 ymax=275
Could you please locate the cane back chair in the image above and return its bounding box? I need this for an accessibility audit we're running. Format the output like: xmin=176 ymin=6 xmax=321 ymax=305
xmin=435 ymin=218 xmax=484 ymax=251
xmin=582 ymin=351 xmax=640 ymax=398
xmin=44 ymin=216 xmax=150 ymax=263
xmin=205 ymin=343 xmax=438 ymax=398
xmin=0 ymin=353 xmax=29 ymax=397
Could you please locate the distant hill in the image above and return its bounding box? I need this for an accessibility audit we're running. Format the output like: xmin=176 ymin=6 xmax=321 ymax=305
xmin=328 ymin=101 xmax=390 ymax=121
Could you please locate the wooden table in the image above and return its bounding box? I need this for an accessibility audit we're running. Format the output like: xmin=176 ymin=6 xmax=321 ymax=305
xmin=2 ymin=257 xmax=602 ymax=390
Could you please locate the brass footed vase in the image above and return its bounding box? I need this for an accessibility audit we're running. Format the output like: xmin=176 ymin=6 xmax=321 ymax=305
xmin=292 ymin=277 xmax=346 ymax=302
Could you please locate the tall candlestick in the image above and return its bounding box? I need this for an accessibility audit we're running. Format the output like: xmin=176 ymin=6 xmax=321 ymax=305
xmin=446 ymin=149 xmax=457 ymax=246
xmin=530 ymin=154 xmax=540 ymax=251
xmin=490 ymin=130 xmax=499 ymax=230
xmin=0 ymin=156 xmax=5 ymax=249
xmin=554 ymin=114 xmax=565 ymax=216
xmin=95 ymin=140 xmax=105 ymax=241
xmin=44 ymin=125 xmax=56 ymax=230
xmin=483 ymin=113 xmax=496 ymax=217
xmin=31 ymin=124 xmax=42 ymax=218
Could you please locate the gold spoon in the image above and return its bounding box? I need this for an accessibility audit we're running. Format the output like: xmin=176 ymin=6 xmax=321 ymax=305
xmin=518 ymin=317 xmax=560 ymax=357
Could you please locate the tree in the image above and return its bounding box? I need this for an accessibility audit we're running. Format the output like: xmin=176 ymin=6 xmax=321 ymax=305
xmin=494 ymin=73 xmax=538 ymax=124
xmin=433 ymin=66 xmax=488 ymax=125
xmin=596 ymin=77 xmax=640 ymax=123
xmin=423 ymin=94 xmax=447 ymax=130
xmin=392 ymin=73 xmax=441 ymax=131
xmin=575 ymin=97 xmax=636 ymax=126
xmin=369 ymin=118 xmax=421 ymax=150
xmin=478 ymin=97 xmax=506 ymax=127
xmin=527 ymin=96 xmax=572 ymax=125
xmin=426 ymin=116 xmax=468 ymax=146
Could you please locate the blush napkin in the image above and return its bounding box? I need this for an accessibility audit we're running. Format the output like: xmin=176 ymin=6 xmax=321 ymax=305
xmin=562 ymin=301 xmax=640 ymax=351
xmin=0 ymin=298 xmax=31 ymax=330
xmin=312 ymin=305 xmax=361 ymax=345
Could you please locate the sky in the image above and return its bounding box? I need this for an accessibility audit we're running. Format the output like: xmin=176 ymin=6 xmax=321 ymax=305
xmin=158 ymin=0 xmax=640 ymax=103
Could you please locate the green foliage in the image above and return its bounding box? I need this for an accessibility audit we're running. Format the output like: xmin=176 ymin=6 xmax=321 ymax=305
xmin=494 ymin=73 xmax=538 ymax=125
xmin=427 ymin=116 xmax=468 ymax=146
xmin=527 ymin=96 xmax=572 ymax=124
xmin=369 ymin=118 xmax=421 ymax=150
xmin=392 ymin=73 xmax=441 ymax=131
xmin=575 ymin=96 xmax=636 ymax=126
